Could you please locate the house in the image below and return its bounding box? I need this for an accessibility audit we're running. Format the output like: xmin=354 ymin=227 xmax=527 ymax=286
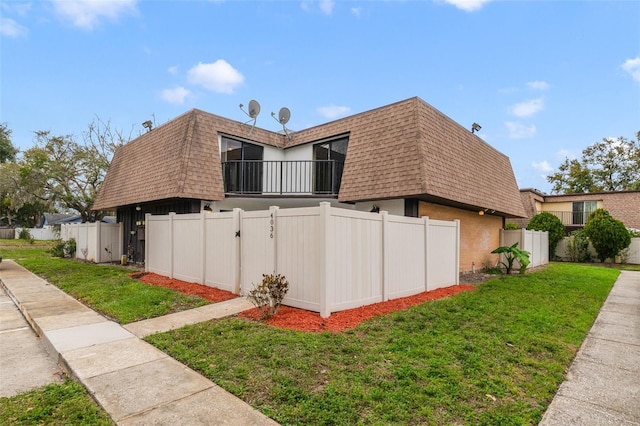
xmin=93 ymin=97 xmax=526 ymax=269
xmin=39 ymin=213 xmax=117 ymax=228
xmin=517 ymin=188 xmax=640 ymax=233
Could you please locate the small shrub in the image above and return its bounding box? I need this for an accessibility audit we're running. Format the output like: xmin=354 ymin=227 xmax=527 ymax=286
xmin=491 ymin=242 xmax=530 ymax=275
xmin=583 ymin=209 xmax=631 ymax=262
xmin=49 ymin=238 xmax=76 ymax=258
xmin=565 ymin=229 xmax=591 ymax=263
xmin=504 ymin=222 xmax=520 ymax=230
xmin=527 ymin=212 xmax=565 ymax=259
xmin=247 ymin=273 xmax=289 ymax=319
xmin=18 ymin=228 xmax=34 ymax=244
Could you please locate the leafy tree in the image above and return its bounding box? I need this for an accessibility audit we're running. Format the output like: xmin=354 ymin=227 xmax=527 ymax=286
xmin=583 ymin=208 xmax=631 ymax=262
xmin=19 ymin=118 xmax=129 ymax=222
xmin=547 ymin=133 xmax=640 ymax=193
xmin=0 ymin=123 xmax=18 ymax=163
xmin=527 ymin=212 xmax=565 ymax=258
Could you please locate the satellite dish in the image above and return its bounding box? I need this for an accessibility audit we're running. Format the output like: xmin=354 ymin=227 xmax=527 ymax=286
xmin=239 ymin=100 xmax=261 ymax=137
xmin=278 ymin=107 xmax=290 ymax=125
xmin=248 ymin=100 xmax=261 ymax=119
xmin=271 ymin=106 xmax=292 ymax=140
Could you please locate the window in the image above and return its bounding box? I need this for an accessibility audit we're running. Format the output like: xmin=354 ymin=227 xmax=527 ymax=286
xmin=572 ymin=201 xmax=597 ymax=225
xmin=313 ymin=136 xmax=348 ymax=194
xmin=221 ymin=136 xmax=264 ymax=193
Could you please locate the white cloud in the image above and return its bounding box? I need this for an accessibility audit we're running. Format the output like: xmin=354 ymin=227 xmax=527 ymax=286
xmin=442 ymin=0 xmax=493 ymax=12
xmin=621 ymin=57 xmax=640 ymax=82
xmin=319 ymin=0 xmax=335 ymax=15
xmin=51 ymin=0 xmax=137 ymax=30
xmin=351 ymin=7 xmax=362 ymax=17
xmin=2 ymin=2 xmax=32 ymax=16
xmin=317 ymin=105 xmax=350 ymax=119
xmin=0 ymin=17 xmax=28 ymax=37
xmin=187 ymin=60 xmax=244 ymax=94
xmin=532 ymin=160 xmax=553 ymax=173
xmin=526 ymin=81 xmax=550 ymax=91
xmin=505 ymin=121 xmax=536 ymax=139
xmin=510 ymin=98 xmax=544 ymax=118
xmin=167 ymin=66 xmax=179 ymax=75
xmin=301 ymin=0 xmax=335 ymax=15
xmin=161 ymin=86 xmax=191 ymax=104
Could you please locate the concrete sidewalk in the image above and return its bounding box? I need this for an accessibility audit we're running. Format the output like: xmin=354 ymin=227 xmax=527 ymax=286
xmin=0 ymin=260 xmax=277 ymax=426
xmin=540 ymin=270 xmax=640 ymax=425
xmin=0 ymin=285 xmax=64 ymax=397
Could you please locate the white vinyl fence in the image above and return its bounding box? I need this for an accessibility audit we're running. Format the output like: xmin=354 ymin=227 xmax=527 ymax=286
xmin=627 ymin=238 xmax=640 ymax=264
xmin=61 ymin=222 xmax=123 ymax=263
xmin=14 ymin=227 xmax=58 ymax=240
xmin=500 ymin=229 xmax=549 ymax=269
xmin=557 ymin=237 xmax=640 ymax=264
xmin=146 ymin=202 xmax=460 ymax=317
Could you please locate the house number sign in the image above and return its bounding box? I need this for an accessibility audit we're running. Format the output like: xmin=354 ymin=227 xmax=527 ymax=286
xmin=270 ymin=213 xmax=274 ymax=239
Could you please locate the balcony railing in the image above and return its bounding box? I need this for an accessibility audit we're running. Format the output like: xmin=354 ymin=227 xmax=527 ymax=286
xmin=222 ymin=160 xmax=344 ymax=196
xmin=546 ymin=211 xmax=592 ymax=226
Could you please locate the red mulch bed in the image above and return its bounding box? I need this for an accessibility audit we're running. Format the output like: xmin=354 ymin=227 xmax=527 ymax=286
xmin=131 ymin=272 xmax=475 ymax=333
xmin=130 ymin=272 xmax=239 ymax=302
xmin=238 ymin=285 xmax=475 ymax=332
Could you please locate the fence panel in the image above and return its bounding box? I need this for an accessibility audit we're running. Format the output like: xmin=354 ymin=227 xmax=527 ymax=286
xmin=204 ymin=211 xmax=239 ymax=292
xmin=60 ymin=223 xmax=122 ymax=263
xmin=0 ymin=228 xmax=15 ymax=239
xmin=383 ymin=215 xmax=427 ymax=299
xmin=144 ymin=204 xmax=461 ymax=317
xmin=328 ymin=208 xmax=384 ymax=312
xmin=241 ymin=209 xmax=275 ymax=294
xmin=146 ymin=215 xmax=172 ymax=277
xmin=98 ymin=223 xmax=122 ymax=263
xmin=427 ymin=219 xmax=460 ymax=290
xmin=13 ymin=227 xmax=57 ymax=240
xmin=500 ymin=229 xmax=549 ymax=269
xmin=276 ymin=207 xmax=322 ymax=311
xmin=172 ymin=214 xmax=203 ymax=284
xmin=558 ymin=236 xmax=640 ymax=264
xmin=627 ymin=238 xmax=640 ymax=264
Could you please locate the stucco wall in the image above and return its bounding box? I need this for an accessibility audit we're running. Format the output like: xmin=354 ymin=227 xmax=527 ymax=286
xmin=419 ymin=202 xmax=502 ymax=272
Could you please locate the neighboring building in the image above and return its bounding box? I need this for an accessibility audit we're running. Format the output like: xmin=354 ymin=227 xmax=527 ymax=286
xmin=40 ymin=213 xmax=80 ymax=228
xmin=39 ymin=213 xmax=117 ymax=228
xmin=93 ymin=97 xmax=526 ymax=269
xmin=517 ymin=188 xmax=640 ymax=233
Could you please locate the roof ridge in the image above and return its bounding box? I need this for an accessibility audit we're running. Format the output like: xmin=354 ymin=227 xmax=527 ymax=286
xmin=175 ymin=110 xmax=198 ymax=194
xmin=409 ymin=98 xmax=433 ymax=194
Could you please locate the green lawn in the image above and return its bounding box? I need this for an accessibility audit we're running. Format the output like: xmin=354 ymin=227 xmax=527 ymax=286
xmin=1 ymin=240 xmax=209 ymax=324
xmin=147 ymin=263 xmax=620 ymax=425
xmin=0 ymin=380 xmax=114 ymax=426
xmin=1 ymin=241 xmax=629 ymax=424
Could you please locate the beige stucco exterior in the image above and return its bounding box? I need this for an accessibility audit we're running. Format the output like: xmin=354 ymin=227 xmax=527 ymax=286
xmin=419 ymin=201 xmax=503 ymax=273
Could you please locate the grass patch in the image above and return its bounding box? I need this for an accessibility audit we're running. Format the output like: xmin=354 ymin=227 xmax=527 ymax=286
xmin=2 ymin=240 xmax=209 ymax=324
xmin=0 ymin=239 xmax=54 ymax=260
xmin=0 ymin=379 xmax=113 ymax=426
xmin=147 ymin=263 xmax=619 ymax=425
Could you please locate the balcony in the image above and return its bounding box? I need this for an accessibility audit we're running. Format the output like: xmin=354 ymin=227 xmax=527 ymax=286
xmin=546 ymin=211 xmax=592 ymax=226
xmin=222 ymin=160 xmax=345 ymax=196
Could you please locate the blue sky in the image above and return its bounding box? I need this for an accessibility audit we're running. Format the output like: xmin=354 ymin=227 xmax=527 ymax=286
xmin=1 ymin=0 xmax=639 ymax=194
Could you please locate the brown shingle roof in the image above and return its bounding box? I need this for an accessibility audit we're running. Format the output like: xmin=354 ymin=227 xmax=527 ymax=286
xmin=92 ymin=109 xmax=281 ymax=210
xmin=94 ymin=97 xmax=526 ymax=218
